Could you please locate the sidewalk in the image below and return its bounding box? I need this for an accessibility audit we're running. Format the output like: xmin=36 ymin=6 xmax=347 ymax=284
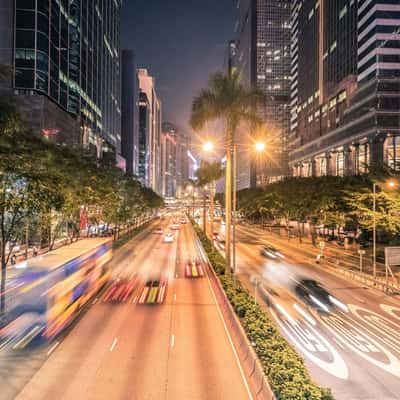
xmin=246 ymin=222 xmax=386 ymax=276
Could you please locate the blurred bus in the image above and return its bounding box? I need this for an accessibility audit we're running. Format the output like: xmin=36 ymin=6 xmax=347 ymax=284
xmin=1 ymin=238 xmax=112 ymax=347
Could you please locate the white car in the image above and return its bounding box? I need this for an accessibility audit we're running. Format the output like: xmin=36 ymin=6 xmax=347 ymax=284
xmin=163 ymin=233 xmax=174 ymax=243
xmin=154 ymin=228 xmax=163 ymax=234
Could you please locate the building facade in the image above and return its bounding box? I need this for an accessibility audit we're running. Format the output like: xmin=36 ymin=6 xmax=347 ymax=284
xmin=234 ymin=0 xmax=291 ymax=189
xmin=0 ymin=0 xmax=122 ymax=157
xmin=137 ymin=68 xmax=162 ymax=194
xmin=121 ymin=49 xmax=139 ymax=175
xmin=161 ymin=122 xmax=177 ymax=198
xmin=290 ymin=0 xmax=400 ymax=177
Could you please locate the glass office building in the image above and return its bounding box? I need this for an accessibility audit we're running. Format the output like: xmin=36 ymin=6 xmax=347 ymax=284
xmin=2 ymin=0 xmax=122 ymax=154
xmin=234 ymin=0 xmax=291 ymax=188
xmin=290 ymin=0 xmax=400 ymax=177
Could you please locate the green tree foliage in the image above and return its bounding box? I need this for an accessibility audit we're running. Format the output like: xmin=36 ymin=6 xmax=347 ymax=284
xmin=0 ymin=100 xmax=163 ymax=313
xmin=190 ymin=70 xmax=264 ymax=272
xmin=236 ymin=175 xmax=400 ymax=245
xmin=196 ymin=160 xmax=224 ymax=235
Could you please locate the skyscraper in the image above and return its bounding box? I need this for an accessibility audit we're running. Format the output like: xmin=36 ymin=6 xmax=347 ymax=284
xmin=0 ymin=0 xmax=122 ymax=157
xmin=137 ymin=68 xmax=162 ymax=194
xmin=161 ymin=122 xmax=178 ymax=198
xmin=289 ymin=0 xmax=400 ymax=177
xmin=234 ymin=0 xmax=291 ymax=188
xmin=121 ymin=50 xmax=139 ymax=175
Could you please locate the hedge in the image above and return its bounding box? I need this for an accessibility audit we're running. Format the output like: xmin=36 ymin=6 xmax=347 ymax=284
xmin=192 ymin=221 xmax=334 ymax=400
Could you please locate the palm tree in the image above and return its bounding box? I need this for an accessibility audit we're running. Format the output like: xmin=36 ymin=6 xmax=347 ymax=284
xmin=190 ymin=70 xmax=263 ymax=273
xmin=196 ymin=160 xmax=224 ymax=237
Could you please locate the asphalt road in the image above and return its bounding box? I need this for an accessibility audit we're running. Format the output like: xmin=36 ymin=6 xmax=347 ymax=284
xmin=14 ymin=217 xmax=251 ymax=400
xmin=219 ymin=222 xmax=400 ymax=400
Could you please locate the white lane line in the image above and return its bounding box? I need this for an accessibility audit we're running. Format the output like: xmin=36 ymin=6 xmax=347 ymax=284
xmin=47 ymin=341 xmax=59 ymax=356
xmin=110 ymin=338 xmax=118 ymax=352
xmin=171 ymin=334 xmax=175 ymax=348
xmin=333 ymin=337 xmax=346 ymax=350
xmin=174 ymin=293 xmax=177 ymax=302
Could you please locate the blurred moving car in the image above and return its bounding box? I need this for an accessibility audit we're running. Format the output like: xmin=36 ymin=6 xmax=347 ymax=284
xmin=138 ymin=280 xmax=167 ymax=304
xmin=261 ymin=245 xmax=285 ymax=259
xmin=163 ymin=233 xmax=174 ymax=243
xmin=103 ymin=278 xmax=136 ymax=303
xmin=180 ymin=218 xmax=187 ymax=224
xmin=154 ymin=228 xmax=163 ymax=234
xmin=294 ymin=279 xmax=348 ymax=313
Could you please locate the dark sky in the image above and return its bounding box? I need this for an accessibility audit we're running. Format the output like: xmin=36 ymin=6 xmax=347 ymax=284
xmin=120 ymin=0 xmax=236 ymax=135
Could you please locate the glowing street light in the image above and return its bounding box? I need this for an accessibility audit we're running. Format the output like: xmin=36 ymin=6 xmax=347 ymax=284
xmin=254 ymin=141 xmax=266 ymax=152
xmin=203 ymin=141 xmax=214 ymax=152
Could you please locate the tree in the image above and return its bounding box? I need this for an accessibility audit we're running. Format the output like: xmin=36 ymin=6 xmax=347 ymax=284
xmin=196 ymin=160 xmax=224 ymax=236
xmin=0 ymin=106 xmax=64 ymax=313
xmin=190 ymin=70 xmax=263 ymax=272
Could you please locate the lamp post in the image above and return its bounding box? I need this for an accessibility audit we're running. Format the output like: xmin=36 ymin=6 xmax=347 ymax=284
xmin=372 ymin=179 xmax=397 ymax=279
xmin=373 ymin=183 xmax=377 ymax=279
xmin=203 ymin=140 xmax=266 ymax=278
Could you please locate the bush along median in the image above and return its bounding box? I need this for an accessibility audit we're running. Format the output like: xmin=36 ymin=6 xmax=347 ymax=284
xmin=191 ymin=221 xmax=334 ymax=400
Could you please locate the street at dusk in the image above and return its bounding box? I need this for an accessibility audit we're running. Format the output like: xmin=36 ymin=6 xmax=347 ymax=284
xmin=1 ymin=1 xmax=400 ymax=400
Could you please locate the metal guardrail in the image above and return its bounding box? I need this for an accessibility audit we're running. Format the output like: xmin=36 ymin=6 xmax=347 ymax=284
xmin=318 ymin=257 xmax=400 ymax=294
xmin=191 ymin=226 xmax=275 ymax=400
xmin=245 ymin=224 xmax=400 ymax=294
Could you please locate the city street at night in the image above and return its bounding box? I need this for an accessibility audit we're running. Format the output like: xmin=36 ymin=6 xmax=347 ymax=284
xmin=1 ymin=0 xmax=400 ymax=399
xmin=11 ymin=218 xmax=251 ymax=400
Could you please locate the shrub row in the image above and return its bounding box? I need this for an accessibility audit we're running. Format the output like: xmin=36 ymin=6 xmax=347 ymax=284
xmin=192 ymin=221 xmax=334 ymax=400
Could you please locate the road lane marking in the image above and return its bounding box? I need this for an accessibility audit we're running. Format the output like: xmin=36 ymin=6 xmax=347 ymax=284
xmin=333 ymin=337 xmax=346 ymax=350
xmin=174 ymin=294 xmax=177 ymax=302
xmin=380 ymin=304 xmax=400 ymax=322
xmin=319 ymin=313 xmax=400 ymax=377
xmin=348 ymin=304 xmax=400 ymax=354
xmin=47 ymin=341 xmax=59 ymax=356
xmin=110 ymin=338 xmax=118 ymax=352
xmin=171 ymin=334 xmax=175 ymax=348
xmin=271 ymin=309 xmax=348 ymax=379
xmin=92 ymin=297 xmax=98 ymax=305
xmin=293 ymin=303 xmax=316 ymax=326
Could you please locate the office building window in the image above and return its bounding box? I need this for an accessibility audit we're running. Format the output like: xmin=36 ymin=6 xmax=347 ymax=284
xmin=336 ymin=151 xmax=344 ymax=177
xmin=386 ymin=137 xmax=400 ymax=171
xmin=357 ymin=143 xmax=370 ymax=174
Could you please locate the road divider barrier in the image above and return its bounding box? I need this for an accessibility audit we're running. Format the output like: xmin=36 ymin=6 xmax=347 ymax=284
xmin=190 ymin=219 xmax=334 ymax=400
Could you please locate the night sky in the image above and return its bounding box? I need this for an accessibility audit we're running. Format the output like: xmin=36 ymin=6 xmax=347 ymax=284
xmin=120 ymin=0 xmax=236 ymax=136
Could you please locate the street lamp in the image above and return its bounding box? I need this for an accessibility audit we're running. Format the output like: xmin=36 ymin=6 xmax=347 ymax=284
xmin=372 ymin=179 xmax=397 ymax=279
xmin=255 ymin=141 xmax=266 ymax=152
xmin=203 ymin=141 xmax=214 ymax=152
xmin=203 ymin=139 xmax=266 ymax=279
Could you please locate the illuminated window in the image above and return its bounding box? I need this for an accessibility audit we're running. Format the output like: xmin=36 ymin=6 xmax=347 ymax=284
xmin=357 ymin=143 xmax=370 ymax=174
xmin=386 ymin=137 xmax=400 ymax=171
